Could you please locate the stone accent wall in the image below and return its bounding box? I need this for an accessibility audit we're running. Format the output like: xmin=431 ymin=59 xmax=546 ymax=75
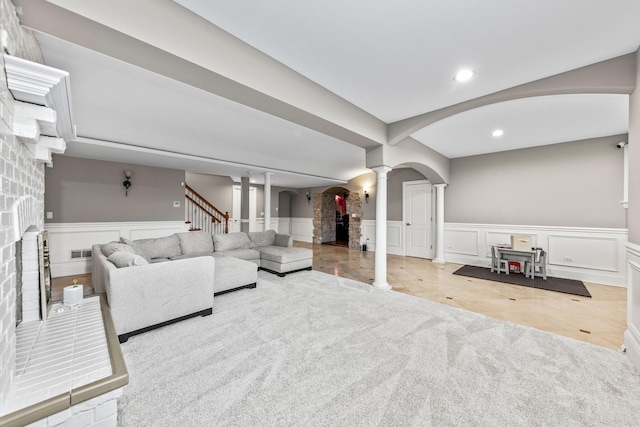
xmin=0 ymin=0 xmax=45 ymax=412
xmin=321 ymin=194 xmax=336 ymax=243
xmin=346 ymin=191 xmax=362 ymax=250
xmin=312 ymin=194 xmax=322 ymax=244
xmin=312 ymin=190 xmax=363 ymax=248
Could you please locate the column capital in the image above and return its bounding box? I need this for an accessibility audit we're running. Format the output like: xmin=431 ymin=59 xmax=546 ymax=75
xmin=434 ymin=183 xmax=448 ymax=189
xmin=371 ymin=165 xmax=393 ymax=175
xmin=264 ymin=172 xmax=273 ymax=177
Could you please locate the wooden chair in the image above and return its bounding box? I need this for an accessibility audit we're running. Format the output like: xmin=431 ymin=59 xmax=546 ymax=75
xmin=491 ymin=246 xmax=509 ymax=275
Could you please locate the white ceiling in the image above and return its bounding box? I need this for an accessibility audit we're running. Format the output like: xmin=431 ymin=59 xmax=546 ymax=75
xmin=176 ymin=0 xmax=640 ymax=122
xmin=21 ymin=0 xmax=640 ymax=187
xmin=413 ymin=94 xmax=630 ymax=158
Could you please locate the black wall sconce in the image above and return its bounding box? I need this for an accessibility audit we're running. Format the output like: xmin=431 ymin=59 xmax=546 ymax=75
xmin=364 ymin=189 xmax=369 ymax=204
xmin=306 ymin=192 xmax=311 ymax=204
xmin=123 ymin=170 xmax=133 ymax=196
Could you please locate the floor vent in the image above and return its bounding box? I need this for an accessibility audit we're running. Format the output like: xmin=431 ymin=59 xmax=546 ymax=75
xmin=70 ymin=249 xmax=92 ymax=260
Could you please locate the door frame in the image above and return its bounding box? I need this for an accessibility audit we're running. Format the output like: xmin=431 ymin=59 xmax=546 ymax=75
xmin=232 ymin=185 xmax=257 ymax=232
xmin=402 ymin=180 xmax=435 ymax=259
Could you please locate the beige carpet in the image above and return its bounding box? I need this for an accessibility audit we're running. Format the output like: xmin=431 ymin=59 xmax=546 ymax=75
xmin=118 ymin=270 xmax=640 ymax=426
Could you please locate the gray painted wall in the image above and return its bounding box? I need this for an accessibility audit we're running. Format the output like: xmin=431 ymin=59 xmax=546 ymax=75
xmin=45 ymin=155 xmax=185 ymax=222
xmin=445 ymin=135 xmax=627 ymax=228
xmin=288 ymin=168 xmax=426 ymax=220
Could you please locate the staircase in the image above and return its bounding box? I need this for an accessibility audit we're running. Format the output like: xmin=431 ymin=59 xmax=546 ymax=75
xmin=184 ymin=184 xmax=229 ymax=235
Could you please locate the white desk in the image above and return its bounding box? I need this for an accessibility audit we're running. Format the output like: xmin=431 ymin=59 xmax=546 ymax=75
xmin=494 ymin=247 xmax=536 ymax=279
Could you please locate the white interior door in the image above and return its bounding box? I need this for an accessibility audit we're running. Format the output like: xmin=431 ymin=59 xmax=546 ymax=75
xmin=404 ymin=181 xmax=433 ymax=259
xmin=232 ymin=185 xmax=257 ymax=232
xmin=232 ymin=186 xmax=242 ymax=233
xmin=249 ymin=187 xmax=257 ymax=232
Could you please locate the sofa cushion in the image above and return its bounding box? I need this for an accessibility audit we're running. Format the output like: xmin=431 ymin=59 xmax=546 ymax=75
xmin=176 ymin=232 xmax=214 ymax=255
xmin=101 ymin=242 xmax=135 ymax=258
xmin=248 ymin=230 xmax=276 ymax=248
xmin=107 ymin=251 xmax=148 ymax=268
xmin=170 ymin=252 xmax=215 ymax=261
xmin=213 ymin=232 xmax=251 ymax=251
xmin=217 ymin=248 xmax=261 ymax=262
xmin=256 ymin=246 xmax=312 ymax=264
xmin=132 ymin=235 xmax=182 ymax=260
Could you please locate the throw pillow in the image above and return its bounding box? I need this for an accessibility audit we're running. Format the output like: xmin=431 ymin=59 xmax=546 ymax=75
xmin=248 ymin=230 xmax=276 ymax=248
xmin=120 ymin=237 xmax=151 ymax=262
xmin=133 ymin=235 xmax=182 ymax=259
xmin=107 ymin=251 xmax=148 ymax=268
xmin=101 ymin=242 xmax=135 ymax=258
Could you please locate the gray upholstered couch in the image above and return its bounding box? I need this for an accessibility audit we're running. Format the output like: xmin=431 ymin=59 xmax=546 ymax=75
xmin=92 ymin=230 xmax=312 ymax=342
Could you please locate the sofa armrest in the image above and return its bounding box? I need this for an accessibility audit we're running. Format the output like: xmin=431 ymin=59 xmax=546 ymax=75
xmin=274 ymin=233 xmax=293 ymax=248
xmin=107 ymin=256 xmax=215 ymax=335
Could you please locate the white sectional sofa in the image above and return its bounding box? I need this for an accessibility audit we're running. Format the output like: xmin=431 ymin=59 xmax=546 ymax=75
xmin=92 ymin=230 xmax=312 ymax=342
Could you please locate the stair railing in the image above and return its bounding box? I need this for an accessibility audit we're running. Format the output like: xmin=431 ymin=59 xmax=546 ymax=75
xmin=184 ymin=184 xmax=229 ymax=235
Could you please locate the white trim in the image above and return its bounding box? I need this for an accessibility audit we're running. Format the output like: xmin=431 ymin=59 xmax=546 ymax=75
xmin=625 ymin=244 xmax=640 ymax=371
xmin=4 ymin=54 xmax=75 ymax=142
xmin=444 ymin=223 xmax=628 ymax=286
xmin=446 ymin=222 xmax=628 ymax=235
xmin=45 ymin=221 xmax=189 ymax=277
xmin=626 ymin=241 xmax=640 ymax=258
xmin=361 ymin=220 xmax=404 ymax=256
xmin=290 ymin=217 xmax=313 ymax=243
xmin=402 ymin=180 xmax=434 ymax=259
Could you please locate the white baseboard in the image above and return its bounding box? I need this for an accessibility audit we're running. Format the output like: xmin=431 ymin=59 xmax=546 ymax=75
xmin=45 ymin=221 xmax=189 ymax=277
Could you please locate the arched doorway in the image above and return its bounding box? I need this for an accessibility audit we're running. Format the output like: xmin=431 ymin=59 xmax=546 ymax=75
xmin=312 ymin=187 xmax=362 ymax=250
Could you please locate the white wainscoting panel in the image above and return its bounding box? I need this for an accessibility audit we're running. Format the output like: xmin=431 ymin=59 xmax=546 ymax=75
xmin=445 ymin=230 xmax=479 ymax=256
xmin=278 ymin=218 xmax=291 ymax=235
xmin=444 ymin=223 xmax=628 ymax=287
xmin=625 ymin=242 xmax=640 ymax=371
xmin=256 ymin=218 xmax=279 ymax=232
xmin=290 ymin=217 xmax=313 ymax=243
xmin=45 ymin=221 xmax=189 ymax=277
xmin=361 ymin=220 xmax=405 ymax=256
xmin=548 ymin=235 xmax=617 ymax=271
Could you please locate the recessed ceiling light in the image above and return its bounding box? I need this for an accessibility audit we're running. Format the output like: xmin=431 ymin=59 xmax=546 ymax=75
xmin=454 ymin=69 xmax=475 ymax=82
xmin=491 ymin=129 xmax=504 ymax=137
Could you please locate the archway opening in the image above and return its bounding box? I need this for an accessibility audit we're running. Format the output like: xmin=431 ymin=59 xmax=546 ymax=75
xmin=313 ymin=187 xmax=362 ymax=250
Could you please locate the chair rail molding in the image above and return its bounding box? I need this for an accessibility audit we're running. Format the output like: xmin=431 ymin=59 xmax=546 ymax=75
xmin=444 ymin=223 xmax=628 ymax=287
xmin=44 ymin=221 xmax=189 ymax=277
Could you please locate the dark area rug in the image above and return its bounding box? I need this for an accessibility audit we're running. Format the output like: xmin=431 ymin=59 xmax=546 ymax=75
xmin=453 ymin=265 xmax=591 ymax=297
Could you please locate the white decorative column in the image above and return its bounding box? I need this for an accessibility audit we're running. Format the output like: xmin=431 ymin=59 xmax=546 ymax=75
xmin=372 ymin=166 xmax=392 ymax=290
xmin=264 ymin=172 xmax=272 ymax=231
xmin=433 ymin=184 xmax=447 ymax=264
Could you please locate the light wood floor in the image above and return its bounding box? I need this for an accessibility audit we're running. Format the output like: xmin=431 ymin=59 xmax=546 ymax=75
xmin=53 ymin=242 xmax=627 ymax=350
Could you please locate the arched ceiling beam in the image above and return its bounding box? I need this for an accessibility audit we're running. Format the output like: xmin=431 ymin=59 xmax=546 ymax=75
xmin=388 ymin=53 xmax=636 ymax=146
